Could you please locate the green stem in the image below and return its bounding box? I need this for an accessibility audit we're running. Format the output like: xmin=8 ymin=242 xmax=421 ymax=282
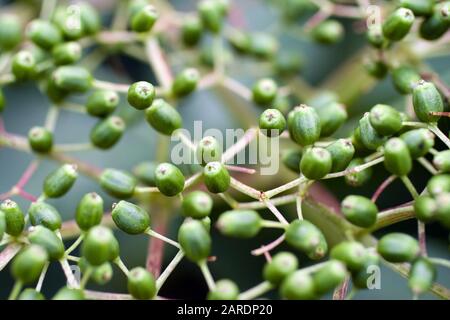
xmin=114 ymin=257 xmax=130 ymax=276
xmin=238 ymin=281 xmax=273 ymax=300
xmin=8 ymin=281 xmax=23 ymax=300
xmin=400 ymin=176 xmax=419 ymax=199
xmin=65 ymin=234 xmax=85 ymax=256
xmin=429 ymin=258 xmax=450 ymax=269
xmin=156 ymin=250 xmax=184 ymax=291
xmin=80 ymin=266 xmax=93 ymax=289
xmin=199 ymin=260 xmax=215 ymax=291
xmin=428 ymin=124 xmax=450 ymax=149
xmin=145 ymin=228 xmax=180 ymax=249
xmin=36 ymin=262 xmax=49 ymax=292
xmin=261 ymin=220 xmax=287 ymax=229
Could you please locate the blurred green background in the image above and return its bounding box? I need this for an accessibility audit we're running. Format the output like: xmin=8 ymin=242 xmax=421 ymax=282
xmin=0 ymin=0 xmax=449 ymax=299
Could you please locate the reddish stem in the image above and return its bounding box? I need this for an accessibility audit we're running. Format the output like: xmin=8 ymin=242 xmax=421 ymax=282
xmin=17 ymin=189 xmax=38 ymax=202
xmin=229 ymin=2 xmax=247 ymax=28
xmin=371 ymin=175 xmax=397 ymax=203
xmin=251 ymin=234 xmax=286 ymax=256
xmin=16 ymin=160 xmax=40 ymax=189
xmin=146 ymin=216 xmax=168 ymax=278
xmin=333 ymin=277 xmax=350 ymax=300
xmin=0 ymin=191 xmax=13 ymax=201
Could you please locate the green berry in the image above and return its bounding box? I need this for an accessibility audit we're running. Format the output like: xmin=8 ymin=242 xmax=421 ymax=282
xmin=28 ymin=202 xmax=62 ymax=231
xmin=86 ymin=90 xmax=119 ymax=117
xmin=28 ymin=126 xmax=53 ymax=153
xmin=435 ymin=193 xmax=450 ymax=228
xmin=326 ymin=139 xmax=355 ymax=172
xmin=79 ymin=2 xmax=101 ymax=35
xmin=307 ymin=90 xmax=339 ymax=108
xmin=391 ymin=65 xmax=422 ymax=94
xmin=414 ymin=195 xmax=437 ymax=223
xmin=382 ymin=8 xmax=415 ymax=41
xmin=133 ymin=161 xmax=158 ymax=186
xmin=128 ymin=267 xmax=157 ymax=300
xmin=52 ymin=287 xmax=85 ymax=300
xmin=201 ymin=216 xmax=212 ymax=232
xmin=282 ymin=148 xmax=303 ymax=173
xmin=400 ymin=0 xmax=435 ymax=16
xmin=433 ymin=150 xmax=450 ymax=172
xmin=272 ymin=96 xmax=291 ymax=114
xmin=358 ymin=113 xmax=386 ymax=150
xmin=12 ymin=50 xmax=36 ymax=81
xmin=285 ymin=219 xmax=328 ymax=260
xmin=45 ymin=76 xmax=69 ymax=103
xmin=280 ymin=270 xmax=316 ymax=300
xmin=250 ymin=33 xmax=278 ymax=59
xmin=27 ymin=20 xmax=62 ymax=49
xmin=18 ymin=289 xmax=45 ymax=300
xmin=427 ymin=174 xmax=450 ymax=196
xmin=400 ymin=128 xmax=435 ymax=159
xmin=78 ymin=257 xmax=113 ymax=285
xmin=127 ymin=81 xmax=155 ymax=110
xmin=52 ymin=41 xmax=82 ymax=65
xmin=99 ymin=168 xmax=137 ymax=199
xmin=252 ymin=78 xmax=278 ymax=106
xmin=207 ymin=279 xmax=239 ymax=300
xmin=351 ymin=251 xmax=380 ymax=289
xmin=203 ymin=161 xmax=230 ymax=193
xmin=0 ymin=211 xmax=5 ymax=241
xmin=131 ymin=5 xmax=158 ymax=33
xmin=408 ymin=257 xmax=436 ymax=295
xmin=412 ymin=80 xmax=444 ymax=123
xmin=274 ymin=51 xmax=303 ymax=76
xmin=377 ymin=232 xmax=420 ymax=262
xmin=1 ymin=200 xmax=25 ymax=236
xmin=383 ymin=138 xmax=413 ymax=176
xmin=76 ymin=192 xmax=104 ymax=231
xmin=330 ymin=241 xmax=368 ymax=272
xmin=178 ymin=219 xmax=211 ymax=262
xmin=172 ymin=68 xmax=200 ymax=97
xmin=182 ymin=191 xmax=213 ymax=219
xmin=342 ymin=195 xmax=378 ymax=228
xmin=52 ymin=66 xmax=93 ymax=93
xmin=216 ymin=210 xmax=262 ymax=238
xmin=198 ymin=0 xmax=224 ymax=33
xmin=28 ymin=226 xmax=64 ymax=260
xmin=145 ymin=99 xmax=183 ymax=135
xmin=263 ymin=251 xmax=299 ymax=285
xmin=181 ymin=16 xmax=203 ymax=47
xmin=90 ymin=116 xmax=125 ymax=149
xmin=196 ymin=136 xmax=222 ymax=166
xmin=365 ymin=59 xmax=389 ymax=79
xmin=0 ymin=14 xmax=22 ymax=51
xmin=228 ymin=29 xmax=251 ymax=54
xmin=300 ymin=147 xmax=332 ymax=180
xmin=312 ymin=260 xmax=347 ymax=296
xmin=288 ymin=105 xmax=321 ymax=146
xmin=112 ymin=200 xmax=150 ymax=235
xmin=43 ymin=164 xmax=78 ymax=198
xmin=366 ymin=25 xmax=387 ymax=49
xmin=312 ymin=19 xmax=344 ymax=44
xmin=0 ymin=89 xmax=4 ymax=113
xmin=11 ymin=245 xmax=48 ymax=284
xmin=259 ymin=109 xmax=286 ymax=137
xmin=369 ymin=104 xmax=403 ymax=136
xmin=52 ymin=5 xmax=84 ymax=40
xmin=419 ymin=2 xmax=450 ymax=40
xmin=155 ymin=163 xmax=185 ymax=196
xmin=345 ymin=158 xmax=373 ymax=187
xmin=316 ymin=102 xmax=347 ymax=137
xmin=82 ymin=225 xmax=120 ymax=266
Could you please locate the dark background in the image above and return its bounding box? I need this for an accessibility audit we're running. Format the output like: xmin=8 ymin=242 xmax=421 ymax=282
xmin=0 ymin=0 xmax=449 ymax=299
